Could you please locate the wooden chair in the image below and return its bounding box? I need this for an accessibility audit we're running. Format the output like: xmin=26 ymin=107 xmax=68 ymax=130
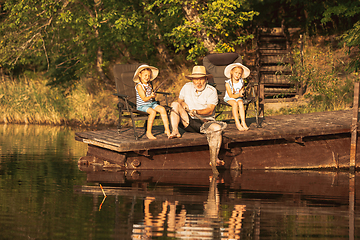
xmin=203 ymin=53 xmax=260 ymax=127
xmin=113 ymin=64 xmax=171 ymax=140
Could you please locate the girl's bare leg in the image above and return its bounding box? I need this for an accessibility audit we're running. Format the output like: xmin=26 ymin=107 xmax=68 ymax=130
xmin=146 ymin=108 xmax=157 ymax=139
xmin=155 ymin=105 xmax=171 ymax=137
xmin=238 ymin=100 xmax=249 ymax=130
xmin=228 ymin=100 xmax=245 ymax=131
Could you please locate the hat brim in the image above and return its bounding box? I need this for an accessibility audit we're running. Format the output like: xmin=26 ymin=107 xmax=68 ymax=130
xmin=224 ymin=63 xmax=250 ymax=79
xmin=133 ymin=65 xmax=159 ymax=83
xmin=186 ymin=73 xmax=213 ymax=80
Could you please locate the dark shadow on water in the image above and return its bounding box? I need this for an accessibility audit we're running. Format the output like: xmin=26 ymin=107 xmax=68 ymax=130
xmin=75 ymin=169 xmax=359 ymax=239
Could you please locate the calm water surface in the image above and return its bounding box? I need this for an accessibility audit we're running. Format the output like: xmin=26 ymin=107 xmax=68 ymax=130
xmin=0 ymin=124 xmax=359 ymax=239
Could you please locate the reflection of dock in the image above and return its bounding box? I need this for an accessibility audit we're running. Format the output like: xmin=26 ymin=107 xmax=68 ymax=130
xmin=74 ymin=170 xmax=358 ymax=239
xmin=75 ymin=170 xmax=360 ymax=206
xmin=75 ymin=110 xmax=360 ymax=170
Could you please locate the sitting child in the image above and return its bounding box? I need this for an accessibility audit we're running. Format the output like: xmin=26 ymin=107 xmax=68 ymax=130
xmin=223 ymin=63 xmax=251 ymax=131
xmin=133 ymin=64 xmax=171 ymax=139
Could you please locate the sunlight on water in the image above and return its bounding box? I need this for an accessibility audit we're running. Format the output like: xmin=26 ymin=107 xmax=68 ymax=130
xmin=0 ymin=124 xmax=359 ymax=239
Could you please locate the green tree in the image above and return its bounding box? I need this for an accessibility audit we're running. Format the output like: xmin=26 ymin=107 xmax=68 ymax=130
xmin=0 ymin=0 xmax=165 ymax=88
xmin=0 ymin=0 xmax=259 ymax=87
xmin=149 ymin=0 xmax=258 ymax=62
xmin=321 ymin=1 xmax=360 ymax=72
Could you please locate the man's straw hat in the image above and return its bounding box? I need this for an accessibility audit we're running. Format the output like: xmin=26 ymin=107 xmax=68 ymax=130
xmin=186 ymin=66 xmax=213 ymax=80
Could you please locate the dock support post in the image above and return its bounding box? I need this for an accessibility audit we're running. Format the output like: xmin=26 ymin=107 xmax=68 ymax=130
xmin=350 ymin=82 xmax=359 ymax=172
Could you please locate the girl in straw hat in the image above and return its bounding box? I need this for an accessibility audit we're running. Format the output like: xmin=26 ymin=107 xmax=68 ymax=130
xmin=134 ymin=64 xmax=171 ymax=139
xmin=223 ymin=63 xmax=251 ymax=131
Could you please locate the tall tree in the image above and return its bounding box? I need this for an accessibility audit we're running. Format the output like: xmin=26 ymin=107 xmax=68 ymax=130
xmin=321 ymin=1 xmax=360 ymax=71
xmin=0 ymin=0 xmax=259 ymax=87
xmin=148 ymin=0 xmax=258 ymax=62
xmin=0 ymin=0 xmax=157 ymax=87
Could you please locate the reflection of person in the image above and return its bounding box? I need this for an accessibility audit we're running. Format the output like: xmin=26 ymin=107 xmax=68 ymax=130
xmin=168 ymin=66 xmax=219 ymax=138
xmin=134 ymin=64 xmax=171 ymax=139
xmin=225 ymin=204 xmax=246 ymax=240
xmin=132 ymin=196 xmax=169 ymax=239
xmin=204 ymin=176 xmax=222 ymax=218
xmin=224 ymin=63 xmax=251 ymax=131
xmin=132 ymin=182 xmax=246 ymax=239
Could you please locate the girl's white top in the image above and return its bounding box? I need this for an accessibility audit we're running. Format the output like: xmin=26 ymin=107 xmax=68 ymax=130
xmin=224 ymin=78 xmax=244 ymax=102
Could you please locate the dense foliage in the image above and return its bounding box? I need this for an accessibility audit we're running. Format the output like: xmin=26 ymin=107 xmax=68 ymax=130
xmin=0 ymin=0 xmax=359 ymax=91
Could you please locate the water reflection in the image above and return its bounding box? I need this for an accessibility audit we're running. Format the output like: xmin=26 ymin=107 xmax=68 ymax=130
xmin=349 ymin=173 xmax=355 ymax=240
xmin=0 ymin=124 xmax=359 ymax=239
xmin=0 ymin=124 xmax=89 ymax=240
xmin=77 ymin=168 xmax=360 ymax=239
xmin=130 ymin=175 xmax=246 ymax=239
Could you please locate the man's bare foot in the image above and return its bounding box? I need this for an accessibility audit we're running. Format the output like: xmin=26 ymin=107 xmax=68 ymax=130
xmin=168 ymin=131 xmax=181 ymax=139
xmin=242 ymin=125 xmax=249 ymax=131
xmin=146 ymin=132 xmax=157 ymax=140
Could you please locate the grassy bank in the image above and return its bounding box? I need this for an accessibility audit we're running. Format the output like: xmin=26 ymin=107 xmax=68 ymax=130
xmin=0 ymin=67 xmax=190 ymax=128
xmin=0 ymin=74 xmax=119 ymax=127
xmin=0 ymin=35 xmax=358 ymax=127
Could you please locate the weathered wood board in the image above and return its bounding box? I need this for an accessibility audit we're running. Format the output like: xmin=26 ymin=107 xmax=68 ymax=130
xmin=75 ymin=110 xmax=360 ymax=170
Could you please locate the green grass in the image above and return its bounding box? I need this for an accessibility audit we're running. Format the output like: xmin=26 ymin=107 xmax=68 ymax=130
xmin=0 ymin=74 xmax=119 ymax=127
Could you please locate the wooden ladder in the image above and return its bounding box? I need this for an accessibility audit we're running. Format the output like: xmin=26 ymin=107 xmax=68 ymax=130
xmin=255 ymin=27 xmax=301 ymax=116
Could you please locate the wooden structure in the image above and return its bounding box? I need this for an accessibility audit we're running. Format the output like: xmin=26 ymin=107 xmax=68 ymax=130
xmin=76 ymin=110 xmax=360 ymax=171
xmin=255 ymin=27 xmax=301 ymax=115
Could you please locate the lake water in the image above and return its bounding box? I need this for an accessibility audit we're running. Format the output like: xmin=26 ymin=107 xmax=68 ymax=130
xmin=0 ymin=124 xmax=359 ymax=239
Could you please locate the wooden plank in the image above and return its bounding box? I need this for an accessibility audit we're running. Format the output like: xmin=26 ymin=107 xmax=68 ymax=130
xmin=263 ymin=88 xmax=297 ymax=94
xmin=259 ymin=43 xmax=286 ymax=50
xmin=259 ymin=49 xmax=289 ymax=55
xmin=260 ymin=65 xmax=291 ymax=73
xmin=232 ymin=133 xmax=357 ymax=170
xmin=261 ymin=74 xmax=291 ymax=84
xmin=77 ymin=127 xmax=209 ymax=152
xmin=259 ymin=37 xmax=286 ymax=44
xmin=261 ymin=55 xmax=291 ymax=64
xmin=76 ymin=110 xmax=356 ymax=154
xmin=87 ymin=145 xmax=126 ymax=166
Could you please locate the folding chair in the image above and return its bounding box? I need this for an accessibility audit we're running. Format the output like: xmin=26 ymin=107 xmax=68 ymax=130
xmin=203 ymin=53 xmax=260 ymax=127
xmin=113 ymin=64 xmax=171 ymax=140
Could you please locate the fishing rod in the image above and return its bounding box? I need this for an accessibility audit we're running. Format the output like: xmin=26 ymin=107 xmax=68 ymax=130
xmin=153 ymin=78 xmax=170 ymax=93
xmin=184 ymin=108 xmax=209 ymax=123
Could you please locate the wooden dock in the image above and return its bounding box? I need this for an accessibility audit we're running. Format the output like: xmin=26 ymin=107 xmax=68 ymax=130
xmin=75 ymin=109 xmax=360 ymax=170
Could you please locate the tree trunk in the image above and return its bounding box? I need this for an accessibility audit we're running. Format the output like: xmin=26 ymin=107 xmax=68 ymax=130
xmin=153 ymin=21 xmax=175 ymax=66
xmin=182 ymin=2 xmax=217 ymax=53
xmin=96 ymin=45 xmax=112 ymax=85
xmin=92 ymin=1 xmax=112 ymax=86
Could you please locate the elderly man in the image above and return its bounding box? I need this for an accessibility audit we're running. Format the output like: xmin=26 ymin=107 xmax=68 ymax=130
xmin=169 ymin=65 xmax=226 ymax=168
xmin=168 ymin=65 xmax=220 ymax=136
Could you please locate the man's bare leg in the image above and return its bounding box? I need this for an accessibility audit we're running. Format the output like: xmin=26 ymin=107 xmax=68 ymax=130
xmin=169 ymin=102 xmax=189 ymax=138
